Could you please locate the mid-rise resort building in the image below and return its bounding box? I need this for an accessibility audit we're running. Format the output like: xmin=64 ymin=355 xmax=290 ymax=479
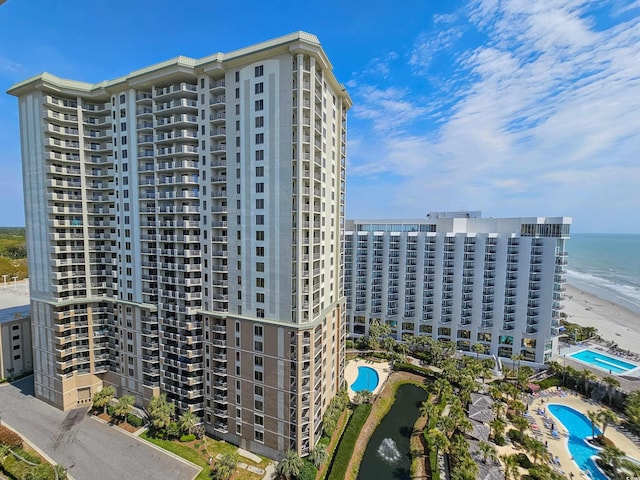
xmin=8 ymin=32 xmax=350 ymax=458
xmin=344 ymin=213 xmax=571 ymax=364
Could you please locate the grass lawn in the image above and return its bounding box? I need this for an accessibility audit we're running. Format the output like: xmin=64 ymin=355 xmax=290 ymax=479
xmin=140 ymin=431 xmax=268 ymax=480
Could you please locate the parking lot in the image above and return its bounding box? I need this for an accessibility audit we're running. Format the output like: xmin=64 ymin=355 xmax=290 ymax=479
xmin=0 ymin=376 xmax=200 ymax=480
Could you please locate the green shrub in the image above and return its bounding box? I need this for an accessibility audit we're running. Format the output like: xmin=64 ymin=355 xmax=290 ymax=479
xmin=345 ymin=339 xmax=354 ymax=349
xmin=493 ymin=435 xmax=506 ymax=446
xmin=126 ymin=414 xmax=144 ymax=427
xmin=327 ymin=404 xmax=371 ymax=480
xmin=2 ymin=453 xmax=54 ymax=480
xmin=0 ymin=425 xmax=22 ymax=449
xmin=515 ymin=452 xmax=532 ymax=469
xmin=507 ymin=428 xmax=523 ymax=444
xmin=106 ymin=405 xmax=115 ymax=417
xmin=179 ymin=434 xmax=196 ymax=442
xmin=392 ymin=362 xmax=435 ymax=378
xmin=0 ymin=378 xmax=7 ymax=384
xmin=537 ymin=377 xmax=561 ymax=390
xmin=299 ymin=460 xmax=317 ymax=480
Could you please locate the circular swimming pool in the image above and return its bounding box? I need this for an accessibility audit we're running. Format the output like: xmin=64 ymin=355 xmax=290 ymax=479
xmin=350 ymin=366 xmax=380 ymax=393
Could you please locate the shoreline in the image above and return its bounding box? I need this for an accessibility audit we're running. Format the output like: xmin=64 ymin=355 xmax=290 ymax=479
xmin=564 ymin=283 xmax=640 ymax=354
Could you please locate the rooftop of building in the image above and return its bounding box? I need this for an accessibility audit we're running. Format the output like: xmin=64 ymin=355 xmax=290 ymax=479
xmin=0 ymin=279 xmax=30 ymax=323
xmin=7 ymin=31 xmax=352 ymax=107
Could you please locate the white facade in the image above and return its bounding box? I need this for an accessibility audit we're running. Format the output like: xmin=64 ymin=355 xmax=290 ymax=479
xmin=9 ymin=32 xmax=350 ymax=458
xmin=344 ymin=214 xmax=571 ymax=363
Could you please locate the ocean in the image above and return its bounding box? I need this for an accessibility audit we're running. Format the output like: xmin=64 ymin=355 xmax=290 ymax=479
xmin=566 ymin=234 xmax=640 ymax=315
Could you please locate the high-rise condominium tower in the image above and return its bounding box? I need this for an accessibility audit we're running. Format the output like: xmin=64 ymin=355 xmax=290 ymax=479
xmin=344 ymin=213 xmax=571 ymax=364
xmin=8 ymin=32 xmax=350 ymax=458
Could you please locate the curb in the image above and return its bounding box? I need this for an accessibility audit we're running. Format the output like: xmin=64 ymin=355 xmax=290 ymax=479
xmin=0 ymin=420 xmax=76 ymax=480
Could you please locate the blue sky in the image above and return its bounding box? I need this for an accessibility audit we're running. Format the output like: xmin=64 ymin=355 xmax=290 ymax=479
xmin=1 ymin=0 xmax=639 ymax=233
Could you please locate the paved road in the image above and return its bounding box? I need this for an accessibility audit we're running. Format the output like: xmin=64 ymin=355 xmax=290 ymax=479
xmin=0 ymin=377 xmax=200 ymax=480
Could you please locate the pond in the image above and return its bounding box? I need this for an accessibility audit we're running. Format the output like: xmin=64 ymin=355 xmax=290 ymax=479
xmin=357 ymin=383 xmax=428 ymax=480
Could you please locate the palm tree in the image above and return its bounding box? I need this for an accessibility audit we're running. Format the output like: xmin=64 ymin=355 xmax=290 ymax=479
xmin=419 ymin=399 xmax=439 ymax=428
xmin=113 ymin=394 xmax=134 ymax=423
xmin=276 ymin=449 xmax=304 ymax=480
xmin=472 ymin=342 xmax=486 ymax=359
xmin=178 ymin=411 xmax=198 ymax=435
xmin=597 ymin=408 xmax=619 ymax=438
xmin=92 ymin=385 xmax=115 ymax=414
xmin=427 ymin=428 xmax=450 ymax=457
xmin=527 ymin=438 xmax=546 ymax=464
xmin=478 ymin=440 xmax=497 ymax=464
xmin=579 ymin=369 xmax=597 ymax=396
xmin=309 ymin=444 xmax=328 ymax=468
xmin=512 ymin=416 xmax=530 ymax=436
xmin=147 ymin=393 xmax=175 ymax=430
xmin=500 ymin=454 xmax=519 ymax=480
xmin=212 ymin=452 xmax=238 ymax=480
xmin=586 ymin=410 xmax=599 ymax=439
xmin=511 ymin=353 xmax=524 ymax=381
xmin=626 ymin=390 xmax=640 ymax=429
xmin=602 ymin=376 xmax=620 ymax=406
xmin=489 ymin=417 xmax=506 ymax=440
xmin=598 ymin=445 xmax=625 ymax=473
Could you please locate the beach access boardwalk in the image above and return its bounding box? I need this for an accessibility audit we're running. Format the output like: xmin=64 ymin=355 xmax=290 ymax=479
xmin=0 ymin=376 xmax=200 ymax=480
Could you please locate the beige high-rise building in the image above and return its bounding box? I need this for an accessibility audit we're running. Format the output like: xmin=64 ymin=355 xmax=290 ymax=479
xmin=8 ymin=31 xmax=350 ymax=458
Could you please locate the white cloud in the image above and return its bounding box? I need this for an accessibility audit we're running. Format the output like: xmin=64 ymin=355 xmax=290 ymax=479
xmin=347 ymin=0 xmax=640 ymax=231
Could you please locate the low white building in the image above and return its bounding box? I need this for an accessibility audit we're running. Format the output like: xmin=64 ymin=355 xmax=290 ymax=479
xmin=344 ymin=213 xmax=571 ymax=364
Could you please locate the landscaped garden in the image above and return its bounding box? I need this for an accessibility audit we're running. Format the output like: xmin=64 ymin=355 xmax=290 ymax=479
xmin=0 ymin=424 xmax=66 ymax=480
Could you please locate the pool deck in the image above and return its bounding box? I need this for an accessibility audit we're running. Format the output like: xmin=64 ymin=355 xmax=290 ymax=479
xmin=497 ymin=388 xmax=640 ymax=479
xmin=344 ymin=359 xmax=392 ymax=401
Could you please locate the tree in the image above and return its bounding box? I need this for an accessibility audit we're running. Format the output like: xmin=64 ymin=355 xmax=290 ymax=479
xmin=113 ymin=394 xmax=134 ymax=423
xmin=602 ymin=376 xmax=620 ymax=406
xmin=179 ymin=411 xmax=198 ymax=435
xmin=489 ymin=418 xmax=506 ymax=440
xmin=364 ymin=319 xmax=391 ymax=350
xmin=212 ymin=452 xmax=238 ymax=480
xmin=500 ymin=454 xmax=519 ymax=480
xmin=598 ymin=445 xmax=625 ymax=473
xmin=586 ymin=410 xmax=599 ymax=439
xmin=512 ymin=416 xmax=530 ymax=435
xmin=526 ymin=438 xmax=547 ymax=464
xmin=625 ymin=390 xmax=640 ymax=430
xmin=147 ymin=394 xmax=175 ymax=430
xmin=353 ymin=389 xmax=372 ymax=405
xmin=420 ymin=399 xmax=439 ymax=428
xmin=92 ymin=385 xmax=115 ymax=415
xmin=597 ymin=408 xmax=618 ymax=438
xmin=276 ymin=450 xmax=304 ymax=480
xmin=478 ymin=440 xmax=497 ymax=464
xmin=309 ymin=444 xmax=328 ymax=468
xmin=472 ymin=342 xmax=486 ymax=359
xmin=578 ymin=369 xmax=597 ymax=396
xmin=426 ymin=428 xmax=450 ymax=457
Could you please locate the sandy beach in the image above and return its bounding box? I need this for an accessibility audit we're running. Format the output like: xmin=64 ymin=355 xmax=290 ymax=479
xmin=564 ymin=284 xmax=640 ymax=354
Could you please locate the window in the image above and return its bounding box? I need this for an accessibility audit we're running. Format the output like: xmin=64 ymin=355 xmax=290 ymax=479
xmin=254 ymin=340 xmax=263 ymax=351
xmin=235 ymin=87 xmax=240 ymax=99
xmin=256 ymin=231 xmax=264 ymax=241
xmin=255 ymin=133 xmax=264 ymax=144
xmin=254 ymin=370 xmax=263 ymax=382
xmin=255 ymin=100 xmax=263 ymax=111
xmin=256 ymin=199 xmax=264 ymax=209
xmin=256 ymin=262 xmax=264 ymax=272
xmin=255 ymin=415 xmax=264 ymax=426
xmin=255 ymin=430 xmax=264 ymax=442
xmin=256 ymin=277 xmax=265 ymax=287
xmin=255 ymin=166 xmax=264 ymax=177
xmin=255 ymin=116 xmax=264 ymax=128
xmin=255 ymin=183 xmax=264 ymax=193
xmin=256 ymin=293 xmax=265 ymax=303
xmin=254 ymin=385 xmax=263 ymax=396
xmin=254 ymin=356 xmax=263 ymax=367
xmin=255 ymin=150 xmax=264 ymax=161
xmin=255 ymin=65 xmax=264 ymax=77
xmin=120 ymin=94 xmax=126 ymax=104
xmin=256 ymin=247 xmax=264 ymax=257
xmin=120 ymin=121 xmax=126 ymax=131
xmin=235 ymin=71 xmax=240 ymax=82
xmin=256 ymin=309 xmax=265 ymax=319
xmin=255 ymin=82 xmax=263 ymax=94
xmin=256 ymin=215 xmax=264 ymax=225
xmin=254 ymin=325 xmax=263 ymax=336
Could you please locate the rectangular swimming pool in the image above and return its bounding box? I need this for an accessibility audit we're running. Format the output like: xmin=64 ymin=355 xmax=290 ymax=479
xmin=570 ymin=348 xmax=638 ymax=374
